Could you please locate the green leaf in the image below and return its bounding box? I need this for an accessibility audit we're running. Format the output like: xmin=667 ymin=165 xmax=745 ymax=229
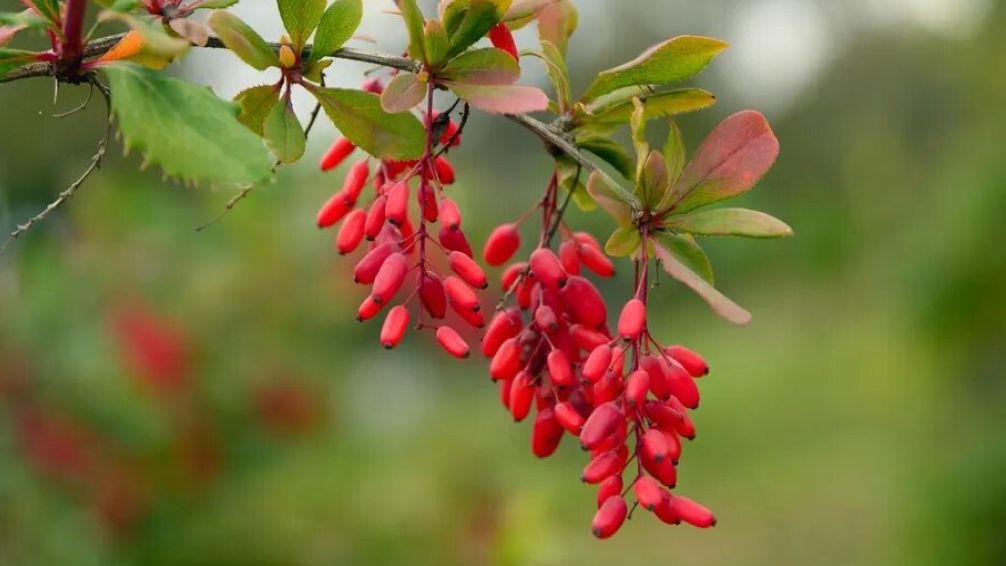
xmin=652 ymin=232 xmax=713 ymax=283
xmin=582 ymin=35 xmax=728 ymax=102
xmin=663 ymin=119 xmax=685 ymax=187
xmin=523 ymin=40 xmax=570 ymax=111
xmin=234 ymin=84 xmax=280 ymax=135
xmin=103 ymin=63 xmax=272 ymax=185
xmin=0 ymin=48 xmax=36 ymax=78
xmin=302 ymin=57 xmax=332 ymax=83
xmin=504 ymin=0 xmax=559 ymax=23
xmin=586 ymin=169 xmax=635 ymax=227
xmin=444 ymin=82 xmax=547 ymax=114
xmin=555 ymin=154 xmax=592 ymax=211
xmin=536 ymin=0 xmax=576 ymax=56
xmin=207 ymin=10 xmax=280 ymax=70
xmin=651 ymin=232 xmax=752 ymax=325
xmin=310 ymin=0 xmax=362 ymax=62
xmin=423 ymin=19 xmax=449 ymax=68
xmin=98 ymin=11 xmax=190 ymax=59
xmin=438 ymin=47 xmax=519 ymax=85
xmin=588 ymin=88 xmax=717 ymax=124
xmin=381 ymin=72 xmax=427 ymax=113
xmin=605 ymin=226 xmax=641 ymax=257
xmin=445 ymin=0 xmax=512 ymax=59
xmin=20 ymin=0 xmax=60 ymax=28
xmin=394 ymin=0 xmax=427 ymax=61
xmin=194 ymin=0 xmax=241 ymax=8
xmin=629 ymin=98 xmax=648 ymax=178
xmin=667 ymin=110 xmax=780 ymax=213
xmin=638 ymin=150 xmax=669 ymax=210
xmin=308 ymin=86 xmax=425 ymax=159
xmin=577 ymin=137 xmax=634 ymax=179
xmin=263 ymin=98 xmax=306 ymax=163
xmin=664 ymin=208 xmax=793 ymax=239
xmin=278 ymin=0 xmax=325 ymax=50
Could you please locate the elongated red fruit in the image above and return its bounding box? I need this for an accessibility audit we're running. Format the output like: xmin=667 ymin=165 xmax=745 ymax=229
xmin=434 ymin=156 xmax=455 ymax=185
xmin=642 ymin=428 xmax=672 ymax=462
xmin=354 ymin=243 xmax=398 ymax=284
xmin=342 ymin=159 xmax=370 ymax=202
xmin=559 ymin=239 xmax=581 ymax=275
xmin=640 ymin=354 xmax=671 ymax=400
xmin=532 ymin=406 xmax=564 ymax=458
xmin=435 ymin=326 xmax=470 ymax=358
xmin=570 ymin=324 xmax=608 ymax=351
xmin=546 ymin=349 xmax=574 ymax=387
xmin=666 ymin=345 xmax=709 ymax=377
xmin=361 ymin=78 xmax=384 ymax=94
xmin=437 ymin=115 xmax=461 ymax=147
xmin=418 ymin=184 xmax=438 ymax=222
xmin=319 ymin=137 xmax=355 ymax=171
xmin=582 ymin=345 xmax=612 ymax=384
xmin=484 ymin=224 xmax=521 ymax=266
xmin=419 ymin=273 xmax=447 ymax=319
xmin=579 ymin=243 xmax=615 ymax=277
xmin=554 ymin=401 xmax=584 ymax=434
xmin=641 ymin=449 xmax=677 ymax=487
xmin=364 ymin=195 xmax=388 ymax=240
xmin=371 ymin=252 xmax=409 ymax=304
xmin=456 ymin=304 xmax=485 ymax=328
xmin=666 ymin=396 xmax=696 ymax=439
xmin=444 ymin=276 xmax=480 ymax=314
xmin=317 ymin=191 xmax=353 ymax=228
xmin=534 ymin=305 xmax=558 ymax=332
xmin=634 ymin=475 xmax=667 ymax=511
xmin=625 ymin=369 xmax=650 ymax=407
xmin=490 ymin=337 xmax=522 ymax=381
xmin=579 ymin=401 xmax=622 ymax=450
xmin=440 ymin=198 xmax=461 ymax=231
xmin=488 ymin=22 xmax=518 ymax=60
xmin=500 ymin=262 xmax=527 ymax=291
xmin=482 ymin=308 xmax=522 ymax=357
xmin=529 ymin=248 xmax=568 ymax=289
xmin=439 ymin=225 xmax=474 ymax=257
xmin=668 ymin=496 xmax=716 ymax=528
xmin=581 ymin=449 xmax=622 ymax=484
xmin=336 ymin=209 xmax=367 ymax=254
xmin=596 ymin=475 xmax=623 ymax=508
xmin=509 ymin=370 xmax=534 ymax=421
xmin=448 ymin=251 xmax=487 ymax=289
xmin=617 ymin=298 xmax=646 ymax=340
xmin=644 ymin=400 xmax=686 ymax=433
xmin=499 ymin=378 xmax=512 ymax=409
xmin=380 ymin=305 xmax=410 ymax=349
xmin=573 ymin=231 xmax=602 ymax=251
xmin=384 ymin=181 xmax=409 ymax=226
xmin=666 ymin=364 xmax=700 ymax=409
xmin=357 ymin=295 xmax=382 ymax=321
xmin=654 ymin=497 xmax=682 ymax=525
xmin=592 ymin=496 xmax=627 ymax=539
xmin=562 ymin=277 xmax=607 ymax=328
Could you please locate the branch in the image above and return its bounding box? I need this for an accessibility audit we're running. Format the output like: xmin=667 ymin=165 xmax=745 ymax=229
xmin=2 ymin=74 xmax=111 ymax=252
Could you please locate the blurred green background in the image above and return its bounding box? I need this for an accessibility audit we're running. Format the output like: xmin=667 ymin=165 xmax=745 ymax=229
xmin=2 ymin=0 xmax=1005 ymax=564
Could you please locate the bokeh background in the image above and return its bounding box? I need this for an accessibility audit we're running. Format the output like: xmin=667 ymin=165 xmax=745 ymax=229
xmin=2 ymin=0 xmax=1005 ymax=564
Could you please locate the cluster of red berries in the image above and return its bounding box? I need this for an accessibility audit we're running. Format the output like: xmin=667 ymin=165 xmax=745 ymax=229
xmin=477 ymin=175 xmax=717 ymax=538
xmin=317 ymin=79 xmax=481 ymax=358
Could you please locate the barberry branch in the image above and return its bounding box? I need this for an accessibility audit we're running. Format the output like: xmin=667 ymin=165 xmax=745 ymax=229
xmin=1 ymin=74 xmax=111 ymax=252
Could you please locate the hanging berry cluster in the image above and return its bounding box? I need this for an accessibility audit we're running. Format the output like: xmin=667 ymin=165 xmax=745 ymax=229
xmin=1 ymin=0 xmax=791 ymax=540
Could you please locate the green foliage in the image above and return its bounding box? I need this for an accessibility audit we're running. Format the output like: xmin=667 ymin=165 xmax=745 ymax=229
xmin=442 ymin=82 xmax=547 ymax=114
xmin=664 ymin=208 xmax=793 ymax=239
xmin=0 ymin=48 xmax=35 ymax=78
xmin=234 ymin=84 xmax=280 ymax=136
xmin=394 ymin=0 xmax=427 ymax=61
xmin=380 ymin=72 xmax=427 ymax=113
xmin=278 ymin=0 xmax=326 ymax=51
xmin=263 ymin=98 xmax=306 ymax=163
xmin=103 ymin=63 xmax=273 ymax=186
xmin=444 ymin=0 xmax=512 ymax=59
xmin=207 ymin=10 xmax=280 ymax=70
xmin=439 ymin=47 xmax=520 ymax=85
xmin=308 ymin=86 xmax=426 ymax=159
xmin=310 ymin=0 xmax=363 ymax=62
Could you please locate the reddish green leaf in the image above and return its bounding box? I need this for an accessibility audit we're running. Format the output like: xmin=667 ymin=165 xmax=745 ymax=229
xmin=588 ymin=88 xmax=717 ymax=124
xmin=381 ymin=72 xmax=427 ymax=113
xmin=438 ymin=47 xmax=519 ymax=85
xmin=605 ymin=226 xmax=641 ymax=257
xmin=424 ymin=19 xmax=449 ymax=67
xmin=444 ymin=82 xmax=547 ymax=114
xmin=666 ymin=110 xmax=779 ymax=213
xmin=664 ymin=208 xmax=793 ymax=238
xmin=308 ymin=86 xmax=425 ymax=159
xmin=586 ymin=170 xmax=635 ymax=227
xmin=651 ymin=232 xmax=751 ymax=325
xmin=582 ymin=35 xmax=727 ymax=102
xmin=445 ymin=0 xmax=511 ymax=59
xmin=536 ymin=0 xmax=576 ymax=55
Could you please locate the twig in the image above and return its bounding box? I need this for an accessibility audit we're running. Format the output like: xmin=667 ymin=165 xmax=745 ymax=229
xmin=1 ymin=75 xmax=111 ymax=252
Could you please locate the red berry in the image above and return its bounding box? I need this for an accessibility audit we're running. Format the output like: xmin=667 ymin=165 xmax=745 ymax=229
xmin=634 ymin=475 xmax=667 ymax=511
xmin=653 ymin=497 xmax=682 ymax=525
xmin=342 ymin=159 xmax=370 ymax=202
xmin=435 ymin=326 xmax=470 ymax=358
xmin=562 ymin=277 xmax=607 ymax=328
xmin=482 ymin=308 xmax=523 ymax=357
xmin=570 ymin=324 xmax=608 ymax=351
xmin=380 ymin=305 xmax=410 ymax=349
xmin=573 ymin=231 xmax=602 ymax=251
xmin=579 ymin=243 xmax=615 ymax=277
xmin=668 ymin=496 xmax=716 ymax=528
xmin=666 ymin=363 xmax=700 ymax=409
xmin=439 ymin=117 xmax=461 ymax=147
xmin=666 ymin=345 xmax=709 ymax=377
xmin=642 ymin=428 xmax=672 ymax=462
xmin=444 ymin=276 xmax=480 ymax=314
xmin=581 ymin=449 xmax=622 ymax=484
xmin=440 ymin=198 xmax=462 ymax=231
xmin=371 ymin=252 xmax=409 ymax=304
xmin=316 ymin=190 xmax=354 ymax=228
xmin=596 ymin=475 xmax=623 ymax=509
xmin=418 ymin=184 xmax=438 ymax=223
xmin=559 ymin=239 xmax=581 ymax=275
xmin=357 ymin=295 xmax=382 ymax=321
xmin=582 ymin=345 xmax=613 ymax=384
xmin=456 ymin=304 xmax=486 ymax=329
xmin=534 ymin=305 xmax=558 ymax=333
xmin=364 ymin=195 xmax=388 ymax=241
xmin=625 ymin=369 xmax=650 ymax=407
xmin=484 ymin=224 xmax=521 ymax=266
xmin=490 ymin=337 xmax=522 ymax=381
xmin=617 ymin=298 xmax=646 ymax=340
xmin=579 ymin=401 xmax=621 ymax=450
xmin=420 ymin=273 xmax=447 ymax=319
xmin=500 ymin=262 xmax=527 ymax=291
xmin=384 ymin=181 xmax=409 ymax=226
xmin=529 ymin=248 xmax=568 ymax=289
xmin=547 ymin=349 xmax=574 ymax=388
xmin=319 ymin=137 xmax=355 ymax=172
xmin=531 ymin=406 xmax=564 ymax=458
xmin=447 ymin=251 xmax=488 ymax=289
xmin=439 ymin=225 xmax=474 ymax=258
xmin=336 ymin=209 xmax=367 ymax=255
xmin=434 ymin=156 xmax=455 ymax=185
xmin=488 ymin=22 xmax=518 ymax=60
xmin=509 ymin=370 xmax=534 ymax=421
xmin=592 ymin=496 xmax=627 ymax=539
xmin=665 ymin=396 xmax=696 ymax=439
xmin=554 ymin=401 xmax=584 ymax=434
xmin=353 ymin=243 xmax=398 ymax=284
xmin=361 ymin=78 xmax=384 ymax=94
xmin=641 ymin=449 xmax=677 ymax=488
